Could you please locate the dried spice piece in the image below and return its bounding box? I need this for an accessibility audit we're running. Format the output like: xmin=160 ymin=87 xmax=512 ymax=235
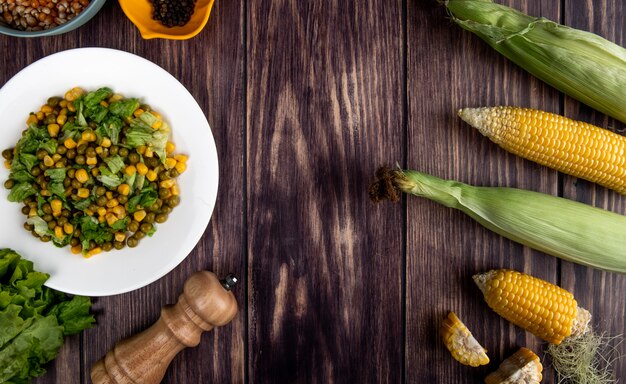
xmin=150 ymin=0 xmax=197 ymax=28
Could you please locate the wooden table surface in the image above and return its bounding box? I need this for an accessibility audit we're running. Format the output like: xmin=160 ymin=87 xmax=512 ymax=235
xmin=1 ymin=0 xmax=625 ymax=382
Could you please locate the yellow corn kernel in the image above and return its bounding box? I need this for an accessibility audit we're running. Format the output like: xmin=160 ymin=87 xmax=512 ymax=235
xmin=54 ymin=226 xmax=64 ymax=239
xmin=26 ymin=114 xmax=38 ymax=125
xmin=106 ymin=198 xmax=119 ymax=208
xmin=111 ymin=205 xmax=126 ymax=218
xmin=170 ymin=184 xmax=180 ymax=196
xmin=117 ymin=183 xmax=130 ymax=196
xmin=164 ymin=157 xmax=177 ymax=170
xmin=459 ymin=107 xmax=626 ymax=195
xmin=136 ymin=162 xmax=148 ymax=175
xmin=67 ymin=102 xmax=76 ymax=113
xmin=101 ymin=137 xmax=111 ymax=148
xmin=50 ymin=199 xmax=63 ymax=213
xmin=46 ymin=123 xmax=60 ymax=137
xmin=63 ymin=222 xmax=74 ymax=235
xmin=84 ymin=209 xmax=94 ymax=217
xmin=86 ymin=156 xmax=98 ymax=166
xmin=160 ymin=179 xmax=175 ymax=189
xmin=474 ymin=269 xmax=591 ymax=345
xmin=59 ymin=100 xmax=68 ymax=108
xmin=40 ymin=104 xmax=53 ymax=114
xmin=105 ymin=191 xmax=113 ymax=199
xmin=52 ymin=154 xmax=62 ymax=162
xmin=77 ymin=188 xmax=90 ymax=198
xmin=108 ymin=94 xmax=123 ymax=103
xmin=64 ymin=87 xmax=84 ymax=101
xmin=28 ymin=207 xmax=37 ymax=217
xmin=81 ymin=131 xmax=96 ymax=142
xmin=95 ymin=146 xmax=104 ymax=155
xmin=165 ymin=141 xmax=176 ymax=154
xmin=71 ymin=245 xmax=82 ymax=254
xmin=98 ymin=215 xmax=106 ymax=223
xmin=3 ymin=160 xmax=10 ymax=169
xmin=146 ymin=170 xmax=158 ymax=181
xmin=75 ymin=169 xmax=89 ymax=183
xmin=144 ymin=147 xmax=154 ymax=158
xmin=99 ymin=100 xmax=109 ymax=108
xmin=174 ymin=154 xmax=188 ymax=163
xmin=133 ymin=108 xmax=145 ymax=117
xmin=151 ymin=111 xmax=162 ymax=119
xmin=115 ymin=232 xmax=126 ymax=243
xmin=485 ymin=348 xmax=543 ymax=384
xmin=43 ymin=155 xmax=54 ymax=167
xmin=64 ymin=137 xmax=77 ymax=149
xmin=174 ymin=161 xmax=186 ymax=174
xmin=105 ymin=213 xmax=118 ymax=226
xmin=440 ymin=312 xmax=489 ymax=367
xmin=137 ymin=145 xmax=146 ymax=155
xmin=40 ymin=189 xmax=51 ymax=197
xmin=56 ymin=114 xmax=67 ymax=126
xmin=124 ymin=165 xmax=137 ymax=176
xmin=91 ymin=168 xmax=100 ymax=177
xmin=85 ymin=247 xmax=102 ymax=258
xmin=151 ymin=120 xmax=163 ymax=130
xmin=133 ymin=210 xmax=147 ymax=222
xmin=97 ymin=207 xmax=107 ymax=217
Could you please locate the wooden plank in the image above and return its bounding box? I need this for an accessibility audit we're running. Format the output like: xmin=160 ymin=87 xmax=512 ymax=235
xmin=246 ymin=1 xmax=404 ymax=382
xmin=407 ymin=1 xmax=561 ymax=382
xmin=561 ymin=0 xmax=626 ymax=381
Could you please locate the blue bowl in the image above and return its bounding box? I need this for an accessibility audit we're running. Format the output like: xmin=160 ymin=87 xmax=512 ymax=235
xmin=0 ymin=0 xmax=106 ymax=37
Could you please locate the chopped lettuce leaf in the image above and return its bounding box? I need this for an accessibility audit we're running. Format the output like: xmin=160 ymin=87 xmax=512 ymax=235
xmin=76 ymin=216 xmax=113 ymax=248
xmin=96 ymin=167 xmax=122 ymax=189
xmin=127 ymin=187 xmax=158 ymax=213
xmin=7 ymin=183 xmax=36 ymax=202
xmin=96 ymin=116 xmax=123 ymax=145
xmin=44 ymin=168 xmax=65 ymax=183
xmin=9 ymin=170 xmax=34 ymax=183
xmin=18 ymin=153 xmax=38 ymax=172
xmin=25 ymin=217 xmax=51 ymax=237
xmin=110 ymin=216 xmax=129 ymax=231
xmin=38 ymin=139 xmax=57 ymax=155
xmin=109 ymin=98 xmax=140 ymax=118
xmin=72 ymin=196 xmax=93 ymax=211
xmin=83 ymin=87 xmax=112 ymax=109
xmin=126 ymin=113 xmax=170 ymax=162
xmin=103 ymin=155 xmax=125 ymax=174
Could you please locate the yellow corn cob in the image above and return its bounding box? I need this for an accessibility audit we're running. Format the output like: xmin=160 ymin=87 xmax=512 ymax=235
xmin=440 ymin=311 xmax=489 ymax=367
xmin=485 ymin=347 xmax=542 ymax=384
xmin=474 ymin=269 xmax=591 ymax=345
xmin=458 ymin=107 xmax=626 ymax=194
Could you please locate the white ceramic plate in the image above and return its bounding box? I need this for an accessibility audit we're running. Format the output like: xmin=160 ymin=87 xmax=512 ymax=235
xmin=0 ymin=48 xmax=219 ymax=296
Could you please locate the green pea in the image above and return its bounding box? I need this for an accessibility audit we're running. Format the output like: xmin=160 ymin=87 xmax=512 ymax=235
xmin=128 ymin=220 xmax=140 ymax=233
xmin=4 ymin=179 xmax=14 ymax=189
xmin=77 ymin=143 xmax=87 ymax=155
xmin=109 ymin=145 xmax=119 ymax=156
xmin=134 ymin=231 xmax=145 ymax=240
xmin=140 ymin=223 xmax=153 ymax=233
xmin=75 ymin=155 xmax=85 ymax=165
xmin=66 ymin=149 xmax=76 ymax=159
xmin=114 ymin=241 xmax=125 ymax=250
xmin=95 ymin=186 xmax=106 ymax=196
xmin=56 ymin=145 xmax=67 ymax=155
xmin=155 ymin=214 xmax=168 ymax=224
xmin=128 ymin=153 xmax=140 ymax=164
xmin=36 ymin=149 xmax=47 ymax=160
xmin=21 ymin=205 xmax=30 ymax=215
xmin=102 ymin=242 xmax=113 ymax=252
xmin=127 ymin=237 xmax=139 ymax=248
xmin=2 ymin=149 xmax=13 ymax=160
xmin=119 ymin=148 xmax=129 ymax=157
xmin=42 ymin=203 xmax=52 ymax=214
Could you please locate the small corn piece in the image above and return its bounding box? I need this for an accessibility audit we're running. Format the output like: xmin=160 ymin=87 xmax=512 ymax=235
xmin=71 ymin=245 xmax=82 ymax=254
xmin=56 ymin=114 xmax=67 ymax=126
xmin=136 ymin=162 xmax=149 ymax=175
xmin=133 ymin=210 xmax=147 ymax=222
xmin=484 ymin=348 xmax=542 ymax=384
xmin=64 ymin=87 xmax=84 ymax=101
xmin=160 ymin=179 xmax=176 ymax=189
xmin=3 ymin=160 xmax=10 ymax=169
xmin=440 ymin=312 xmax=489 ymax=367
xmin=146 ymin=170 xmax=158 ymax=181
xmin=474 ymin=269 xmax=591 ymax=345
xmin=166 ymin=141 xmax=175 ymax=154
xmin=43 ymin=155 xmax=54 ymax=167
xmin=100 ymin=137 xmax=112 ymax=148
xmin=105 ymin=213 xmax=118 ymax=226
xmin=174 ymin=161 xmax=186 ymax=174
xmin=64 ymin=137 xmax=77 ymax=149
xmin=54 ymin=226 xmax=64 ymax=239
xmin=106 ymin=198 xmax=119 ymax=208
xmin=26 ymin=114 xmax=37 ymax=125
xmin=40 ymin=105 xmax=53 ymax=114
xmin=50 ymin=199 xmax=63 ymax=214
xmin=74 ymin=168 xmax=89 ymax=183
xmin=47 ymin=123 xmax=60 ymax=137
xmin=85 ymin=247 xmax=102 ymax=258
xmin=459 ymin=107 xmax=626 ymax=195
xmin=117 ymin=183 xmax=131 ymax=196
xmin=97 ymin=207 xmax=107 ymax=217
xmin=86 ymin=156 xmax=98 ymax=166
xmin=111 ymin=205 xmax=126 ymax=218
xmin=124 ymin=165 xmax=137 ymax=176
xmin=164 ymin=157 xmax=177 ymax=170
xmin=115 ymin=232 xmax=126 ymax=242
xmin=63 ymin=223 xmax=74 ymax=235
xmin=77 ymin=188 xmax=90 ymax=198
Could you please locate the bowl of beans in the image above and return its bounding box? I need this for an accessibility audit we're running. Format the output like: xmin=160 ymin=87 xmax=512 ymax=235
xmin=0 ymin=0 xmax=106 ymax=37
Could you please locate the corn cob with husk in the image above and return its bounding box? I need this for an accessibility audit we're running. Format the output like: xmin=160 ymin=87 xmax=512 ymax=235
xmin=459 ymin=107 xmax=626 ymax=195
xmin=369 ymin=167 xmax=626 ymax=273
xmin=440 ymin=311 xmax=490 ymax=367
xmin=474 ymin=269 xmax=590 ymax=344
xmin=485 ymin=348 xmax=543 ymax=384
xmin=444 ymin=0 xmax=626 ymax=124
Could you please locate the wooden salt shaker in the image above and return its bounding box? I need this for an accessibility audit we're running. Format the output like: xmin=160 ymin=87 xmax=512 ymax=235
xmin=90 ymin=271 xmax=238 ymax=384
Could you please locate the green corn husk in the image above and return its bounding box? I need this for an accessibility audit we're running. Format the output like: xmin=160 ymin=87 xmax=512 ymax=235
xmin=444 ymin=0 xmax=626 ymax=124
xmin=369 ymin=167 xmax=626 ymax=273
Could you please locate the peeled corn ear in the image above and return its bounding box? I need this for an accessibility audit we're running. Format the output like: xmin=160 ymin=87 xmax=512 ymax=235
xmin=459 ymin=107 xmax=626 ymax=195
xmin=440 ymin=311 xmax=490 ymax=367
xmin=485 ymin=348 xmax=543 ymax=384
xmin=474 ymin=269 xmax=591 ymax=345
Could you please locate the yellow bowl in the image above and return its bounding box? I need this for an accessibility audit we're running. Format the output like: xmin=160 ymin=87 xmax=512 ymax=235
xmin=118 ymin=0 xmax=215 ymax=40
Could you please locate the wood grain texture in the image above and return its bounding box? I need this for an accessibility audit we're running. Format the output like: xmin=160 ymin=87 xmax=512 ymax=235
xmin=407 ymin=1 xmax=561 ymax=382
xmin=0 ymin=0 xmax=624 ymax=382
xmin=246 ymin=0 xmax=404 ymax=382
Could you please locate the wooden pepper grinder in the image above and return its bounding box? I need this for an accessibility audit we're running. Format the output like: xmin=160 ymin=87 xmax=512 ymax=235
xmin=90 ymin=271 xmax=238 ymax=384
